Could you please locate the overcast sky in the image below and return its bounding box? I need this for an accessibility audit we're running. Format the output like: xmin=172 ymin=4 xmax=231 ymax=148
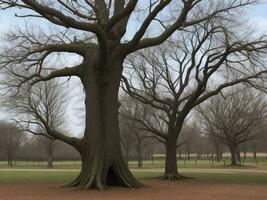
xmin=0 ymin=3 xmax=267 ymax=136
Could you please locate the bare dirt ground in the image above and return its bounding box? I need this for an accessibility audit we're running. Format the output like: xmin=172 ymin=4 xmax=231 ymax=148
xmin=0 ymin=181 xmax=266 ymax=200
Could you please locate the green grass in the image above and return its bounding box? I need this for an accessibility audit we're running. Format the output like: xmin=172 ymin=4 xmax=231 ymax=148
xmin=184 ymin=172 xmax=267 ymax=185
xmin=129 ymin=159 xmax=257 ymax=169
xmin=0 ymin=160 xmax=82 ymax=169
xmin=0 ymin=171 xmax=78 ymax=183
xmin=0 ymin=171 xmax=162 ymax=184
xmin=1 ymin=170 xmax=267 ymax=185
xmin=1 ymin=159 xmax=263 ymax=169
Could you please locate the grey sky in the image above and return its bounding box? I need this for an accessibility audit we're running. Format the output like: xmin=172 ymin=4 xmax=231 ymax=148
xmin=0 ymin=3 xmax=267 ymax=137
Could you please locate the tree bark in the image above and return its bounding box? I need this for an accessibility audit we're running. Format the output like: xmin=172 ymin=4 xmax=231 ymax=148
xmin=47 ymin=153 xmax=53 ymax=168
xmin=230 ymin=146 xmax=238 ymax=166
xmin=67 ymin=59 xmax=141 ymax=190
xmin=7 ymin=155 xmax=13 ymax=167
xmin=253 ymin=151 xmax=257 ymax=160
xmin=215 ymin=146 xmax=221 ymax=161
xmin=236 ymin=149 xmax=241 ymax=165
xmin=8 ymin=159 xmax=13 ymax=167
xmin=137 ymin=141 xmax=143 ymax=168
xmin=163 ymin=139 xmax=181 ymax=180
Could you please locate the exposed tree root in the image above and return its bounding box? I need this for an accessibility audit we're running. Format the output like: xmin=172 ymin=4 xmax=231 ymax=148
xmin=230 ymin=163 xmax=241 ymax=166
xmin=158 ymin=173 xmax=194 ymax=181
xmin=64 ymin=155 xmax=142 ymax=190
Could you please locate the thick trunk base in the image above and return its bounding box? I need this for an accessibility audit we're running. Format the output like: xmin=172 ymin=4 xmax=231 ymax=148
xmin=8 ymin=160 xmax=13 ymax=167
xmin=159 ymin=173 xmax=193 ymax=181
xmin=47 ymin=162 xmax=53 ymax=168
xmin=230 ymin=147 xmax=240 ymax=166
xmin=66 ymin=154 xmax=142 ymax=190
xmin=47 ymin=157 xmax=53 ymax=168
xmin=230 ymin=162 xmax=241 ymax=166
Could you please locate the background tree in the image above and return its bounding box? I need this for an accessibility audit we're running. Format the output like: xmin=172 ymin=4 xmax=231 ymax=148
xmin=0 ymin=121 xmax=24 ymax=166
xmin=248 ymin=127 xmax=267 ymax=160
xmin=122 ymin=18 xmax=267 ymax=179
xmin=194 ymin=120 xmax=224 ymax=161
xmin=4 ymin=80 xmax=69 ymax=166
xmin=16 ymin=139 xmax=80 ymax=163
xmin=36 ymin=136 xmax=59 ymax=168
xmin=197 ymin=88 xmax=267 ymax=165
xmin=207 ymin=133 xmax=224 ymax=161
xmin=120 ymin=118 xmax=134 ymax=165
xmin=1 ymin=0 xmax=267 ymax=189
xmin=179 ymin=125 xmax=197 ymax=160
xmin=120 ymin=97 xmax=155 ymax=168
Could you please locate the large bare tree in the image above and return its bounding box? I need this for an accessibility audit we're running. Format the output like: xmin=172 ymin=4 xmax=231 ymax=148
xmin=122 ymin=19 xmax=267 ymax=178
xmin=0 ymin=0 xmax=266 ymax=189
xmin=197 ymin=88 xmax=267 ymax=165
xmin=0 ymin=121 xmax=24 ymax=166
xmin=4 ymin=80 xmax=69 ymax=166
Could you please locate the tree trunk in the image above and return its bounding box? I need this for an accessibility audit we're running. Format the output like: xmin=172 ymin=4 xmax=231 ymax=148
xmin=125 ymin=144 xmax=130 ymax=166
xmin=7 ymin=155 xmax=13 ymax=167
xmin=236 ymin=149 xmax=241 ymax=165
xmin=253 ymin=151 xmax=257 ymax=160
xmin=163 ymin=139 xmax=181 ymax=180
xmin=230 ymin=146 xmax=238 ymax=166
xmin=8 ymin=159 xmax=13 ymax=167
xmin=243 ymin=151 xmax=246 ymax=159
xmin=68 ymin=60 xmax=141 ymax=190
xmin=47 ymin=153 xmax=53 ymax=168
xmin=178 ymin=151 xmax=182 ymax=160
xmin=215 ymin=146 xmax=221 ymax=161
xmin=137 ymin=153 xmax=142 ymax=168
xmin=137 ymin=141 xmax=143 ymax=168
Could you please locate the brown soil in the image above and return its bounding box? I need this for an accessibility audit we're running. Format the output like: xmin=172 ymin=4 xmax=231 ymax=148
xmin=0 ymin=181 xmax=266 ymax=200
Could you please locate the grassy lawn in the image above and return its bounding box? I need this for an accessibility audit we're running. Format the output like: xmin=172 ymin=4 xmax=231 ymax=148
xmin=0 ymin=171 xmax=78 ymax=183
xmin=184 ymin=173 xmax=267 ymax=185
xmin=129 ymin=159 xmax=257 ymax=169
xmin=1 ymin=159 xmax=265 ymax=169
xmin=1 ymin=170 xmax=267 ymax=185
xmin=0 ymin=171 xmax=161 ymax=184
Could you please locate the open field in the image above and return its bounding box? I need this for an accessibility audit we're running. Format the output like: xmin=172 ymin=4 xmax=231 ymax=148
xmin=1 ymin=160 xmax=267 ymax=200
xmin=1 ymin=170 xmax=267 ymax=184
xmin=1 ymin=170 xmax=267 ymax=200
xmin=1 ymin=158 xmax=266 ymax=169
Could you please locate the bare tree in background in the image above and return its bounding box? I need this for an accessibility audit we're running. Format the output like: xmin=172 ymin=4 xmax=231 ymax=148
xmin=0 ymin=121 xmax=24 ymax=166
xmin=120 ymin=118 xmax=134 ymax=165
xmin=4 ymin=80 xmax=68 ymax=167
xmin=197 ymin=88 xmax=267 ymax=165
xmin=1 ymin=0 xmax=267 ymax=189
xmin=122 ymin=17 xmax=267 ymax=178
xmin=36 ymin=136 xmax=59 ymax=168
xmin=207 ymin=131 xmax=224 ymax=161
xmin=179 ymin=125 xmax=196 ymax=160
xmin=193 ymin=119 xmax=224 ymax=161
xmin=120 ymin=97 xmax=154 ymax=168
